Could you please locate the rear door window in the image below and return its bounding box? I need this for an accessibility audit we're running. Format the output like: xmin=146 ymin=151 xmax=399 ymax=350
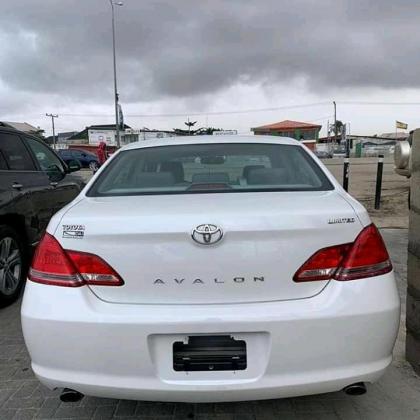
xmin=25 ymin=137 xmax=65 ymax=173
xmin=0 ymin=133 xmax=36 ymax=171
xmin=88 ymin=143 xmax=333 ymax=197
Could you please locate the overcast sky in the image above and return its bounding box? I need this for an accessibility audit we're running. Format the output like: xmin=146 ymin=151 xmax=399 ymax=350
xmin=1 ymin=0 xmax=420 ymax=136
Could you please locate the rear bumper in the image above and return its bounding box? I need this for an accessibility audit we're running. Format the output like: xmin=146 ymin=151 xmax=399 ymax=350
xmin=21 ymin=274 xmax=400 ymax=402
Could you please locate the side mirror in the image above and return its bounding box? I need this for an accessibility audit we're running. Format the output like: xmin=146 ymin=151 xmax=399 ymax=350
xmin=47 ymin=165 xmax=65 ymax=182
xmin=67 ymin=160 xmax=82 ymax=172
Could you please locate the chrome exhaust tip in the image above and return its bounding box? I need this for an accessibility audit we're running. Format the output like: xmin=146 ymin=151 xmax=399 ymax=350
xmin=60 ymin=388 xmax=84 ymax=403
xmin=343 ymin=382 xmax=367 ymax=396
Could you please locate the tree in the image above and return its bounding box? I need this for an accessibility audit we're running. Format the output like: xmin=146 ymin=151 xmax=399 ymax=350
xmin=173 ymin=126 xmax=223 ymax=136
xmin=32 ymin=128 xmax=47 ymax=142
xmin=331 ymin=120 xmax=344 ymax=136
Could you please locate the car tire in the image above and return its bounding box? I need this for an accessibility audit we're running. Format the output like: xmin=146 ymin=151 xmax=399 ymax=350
xmin=89 ymin=161 xmax=99 ymax=171
xmin=0 ymin=225 xmax=27 ymax=307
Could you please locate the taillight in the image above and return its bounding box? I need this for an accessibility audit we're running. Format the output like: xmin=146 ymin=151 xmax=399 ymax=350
xmin=293 ymin=243 xmax=351 ymax=282
xmin=29 ymin=233 xmax=123 ymax=287
xmin=335 ymin=224 xmax=392 ymax=281
xmin=293 ymin=224 xmax=392 ymax=282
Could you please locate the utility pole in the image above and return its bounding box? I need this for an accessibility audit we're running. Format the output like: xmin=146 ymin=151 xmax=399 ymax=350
xmin=342 ymin=123 xmax=350 ymax=191
xmin=109 ymin=0 xmax=123 ymax=148
xmin=46 ymin=113 xmax=58 ymax=150
xmin=333 ymin=101 xmax=337 ymax=144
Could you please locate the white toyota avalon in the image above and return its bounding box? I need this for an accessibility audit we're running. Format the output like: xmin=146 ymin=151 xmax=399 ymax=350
xmin=22 ymin=136 xmax=400 ymax=403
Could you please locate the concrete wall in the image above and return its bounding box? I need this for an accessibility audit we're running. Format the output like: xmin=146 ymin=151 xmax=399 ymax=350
xmin=407 ymin=129 xmax=420 ymax=375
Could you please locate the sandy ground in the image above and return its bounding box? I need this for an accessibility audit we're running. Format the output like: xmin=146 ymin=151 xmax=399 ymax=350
xmin=324 ymin=157 xmax=409 ymax=228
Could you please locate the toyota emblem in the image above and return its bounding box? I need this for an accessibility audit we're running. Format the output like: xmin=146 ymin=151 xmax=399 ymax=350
xmin=191 ymin=224 xmax=223 ymax=245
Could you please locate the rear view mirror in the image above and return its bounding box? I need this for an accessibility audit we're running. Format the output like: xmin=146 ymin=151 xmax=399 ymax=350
xmin=67 ymin=160 xmax=81 ymax=172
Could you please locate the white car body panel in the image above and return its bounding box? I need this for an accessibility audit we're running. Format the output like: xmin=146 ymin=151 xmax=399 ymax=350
xmin=52 ymin=191 xmax=363 ymax=305
xmin=22 ymin=135 xmax=400 ymax=402
xmin=22 ymin=275 xmax=399 ymax=402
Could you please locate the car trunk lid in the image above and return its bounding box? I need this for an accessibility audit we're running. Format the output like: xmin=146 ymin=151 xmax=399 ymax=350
xmin=56 ymin=191 xmax=363 ymax=304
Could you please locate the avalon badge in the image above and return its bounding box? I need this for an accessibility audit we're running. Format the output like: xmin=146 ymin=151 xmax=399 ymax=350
xmin=191 ymin=224 xmax=223 ymax=245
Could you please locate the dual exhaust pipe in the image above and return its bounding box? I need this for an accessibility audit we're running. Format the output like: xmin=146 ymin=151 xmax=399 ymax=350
xmin=59 ymin=382 xmax=366 ymax=403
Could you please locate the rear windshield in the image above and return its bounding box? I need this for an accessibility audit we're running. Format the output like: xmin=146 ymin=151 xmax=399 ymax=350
xmin=87 ymin=143 xmax=333 ymax=196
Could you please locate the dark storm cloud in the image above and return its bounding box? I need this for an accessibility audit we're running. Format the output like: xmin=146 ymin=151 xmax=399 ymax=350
xmin=1 ymin=0 xmax=419 ymax=105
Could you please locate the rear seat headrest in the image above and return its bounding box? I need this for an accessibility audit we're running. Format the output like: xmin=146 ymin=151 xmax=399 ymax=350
xmin=242 ymin=165 xmax=265 ymax=179
xmin=135 ymin=172 xmax=175 ymax=188
xmin=247 ymin=168 xmax=289 ymax=185
xmin=160 ymin=161 xmax=184 ymax=183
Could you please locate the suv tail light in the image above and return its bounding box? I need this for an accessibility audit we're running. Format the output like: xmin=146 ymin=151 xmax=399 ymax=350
xmin=29 ymin=233 xmax=123 ymax=287
xmin=294 ymin=224 xmax=392 ymax=282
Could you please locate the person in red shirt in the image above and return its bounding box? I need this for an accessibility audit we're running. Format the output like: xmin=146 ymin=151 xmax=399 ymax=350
xmin=97 ymin=141 xmax=107 ymax=166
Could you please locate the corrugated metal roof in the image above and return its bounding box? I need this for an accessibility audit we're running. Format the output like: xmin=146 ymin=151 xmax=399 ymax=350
xmin=1 ymin=121 xmax=40 ymax=133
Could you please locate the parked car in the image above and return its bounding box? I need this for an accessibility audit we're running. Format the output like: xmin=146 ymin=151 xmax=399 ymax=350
xmin=314 ymin=150 xmax=333 ymax=159
xmin=22 ymin=136 xmax=400 ymax=403
xmin=332 ymin=146 xmax=346 ymax=157
xmin=0 ymin=126 xmax=83 ymax=306
xmin=58 ymin=149 xmax=99 ymax=171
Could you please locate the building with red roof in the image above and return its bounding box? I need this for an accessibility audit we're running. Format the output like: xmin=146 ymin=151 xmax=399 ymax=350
xmin=251 ymin=120 xmax=322 ymax=147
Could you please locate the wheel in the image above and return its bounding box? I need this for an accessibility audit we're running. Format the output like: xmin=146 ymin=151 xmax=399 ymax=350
xmin=89 ymin=161 xmax=99 ymax=172
xmin=0 ymin=225 xmax=26 ymax=307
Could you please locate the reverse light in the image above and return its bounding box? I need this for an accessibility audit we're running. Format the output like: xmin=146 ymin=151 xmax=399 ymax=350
xmin=293 ymin=224 xmax=392 ymax=282
xmin=29 ymin=233 xmax=123 ymax=287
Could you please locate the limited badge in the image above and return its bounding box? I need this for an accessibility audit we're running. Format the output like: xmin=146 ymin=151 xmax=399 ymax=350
xmin=328 ymin=217 xmax=355 ymax=225
xmin=62 ymin=224 xmax=85 ymax=239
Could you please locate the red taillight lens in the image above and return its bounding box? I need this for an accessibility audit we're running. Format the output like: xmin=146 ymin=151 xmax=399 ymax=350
xmin=293 ymin=224 xmax=392 ymax=282
xmin=293 ymin=243 xmax=351 ymax=282
xmin=29 ymin=233 xmax=81 ymax=287
xmin=66 ymin=250 xmax=123 ymax=286
xmin=335 ymin=224 xmax=392 ymax=281
xmin=29 ymin=233 xmax=123 ymax=287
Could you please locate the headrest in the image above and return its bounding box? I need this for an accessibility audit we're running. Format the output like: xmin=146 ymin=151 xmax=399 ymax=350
xmin=247 ymin=168 xmax=289 ymax=185
xmin=160 ymin=161 xmax=184 ymax=182
xmin=136 ymin=172 xmax=175 ymax=188
xmin=242 ymin=165 xmax=265 ymax=178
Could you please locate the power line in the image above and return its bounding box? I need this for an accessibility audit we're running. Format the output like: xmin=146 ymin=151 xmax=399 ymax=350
xmin=57 ymin=101 xmax=331 ymax=118
xmin=309 ymin=114 xmax=334 ymax=122
xmin=338 ymin=101 xmax=420 ymax=106
xmin=9 ymin=100 xmax=420 ymax=122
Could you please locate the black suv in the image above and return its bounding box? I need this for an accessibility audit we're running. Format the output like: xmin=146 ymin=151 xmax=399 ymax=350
xmin=0 ymin=126 xmax=83 ymax=306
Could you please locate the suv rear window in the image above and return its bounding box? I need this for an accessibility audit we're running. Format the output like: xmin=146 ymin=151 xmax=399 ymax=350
xmin=87 ymin=143 xmax=333 ymax=196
